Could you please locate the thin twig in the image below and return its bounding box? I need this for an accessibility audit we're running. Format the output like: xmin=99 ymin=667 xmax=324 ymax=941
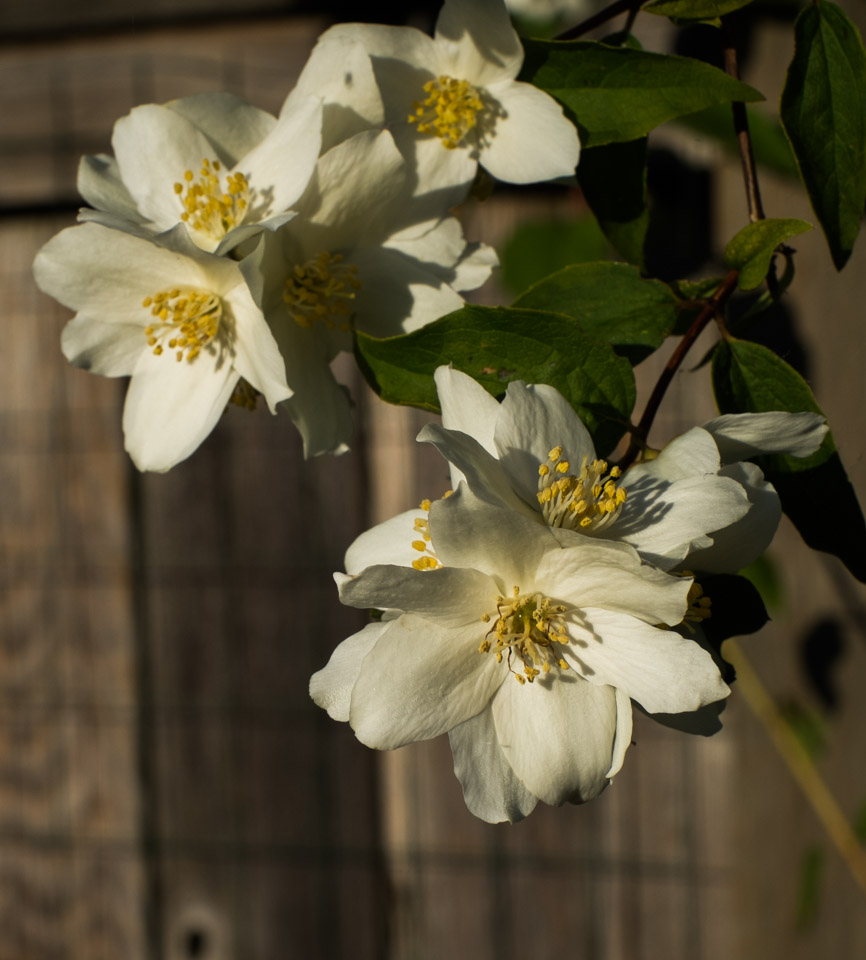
xmin=725 ymin=639 xmax=866 ymax=900
xmin=617 ymin=269 xmax=739 ymax=470
xmin=722 ymin=32 xmax=765 ymax=223
xmin=557 ymin=0 xmax=638 ymax=41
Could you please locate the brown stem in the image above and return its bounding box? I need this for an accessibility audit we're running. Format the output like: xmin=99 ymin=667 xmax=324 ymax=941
xmin=557 ymin=0 xmax=639 ymax=41
xmin=723 ymin=34 xmax=765 ymax=223
xmin=617 ymin=269 xmax=739 ymax=470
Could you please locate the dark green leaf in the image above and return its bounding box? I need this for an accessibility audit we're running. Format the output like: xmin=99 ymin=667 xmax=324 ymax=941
xmin=500 ymin=217 xmax=609 ymax=296
xmin=513 ymin=262 xmax=677 ymax=364
xmin=677 ymin=104 xmax=799 ymax=179
xmin=644 ymin=0 xmax=755 ymax=19
xmin=577 ymin=138 xmax=649 ymax=266
xmin=781 ymin=1 xmax=866 ymax=270
xmin=723 ymin=218 xmax=812 ymax=290
xmin=355 ymin=305 xmax=636 ymax=455
xmin=712 ymin=339 xmax=866 ymax=581
xmin=520 ymin=40 xmax=763 ymax=147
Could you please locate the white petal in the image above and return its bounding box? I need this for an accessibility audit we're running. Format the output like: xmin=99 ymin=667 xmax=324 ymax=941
xmin=625 ymin=427 xmax=721 ymax=483
xmin=565 ymin=608 xmax=730 ymax=714
xmin=701 ymin=412 xmax=828 ymax=462
xmin=418 ymin=423 xmax=530 ymax=515
xmin=606 ymin=687 xmax=633 ymax=779
xmin=112 ymin=104 xmax=220 ymax=234
xmin=434 ymin=0 xmax=524 ymax=85
xmin=60 ymin=316 xmax=144 ymax=377
xmin=607 ymin=472 xmax=752 ymax=569
xmin=392 ymin=126 xmax=477 ymax=205
xmin=349 ymin=616 xmax=502 ymax=748
xmin=122 ymin=343 xmax=237 ymax=472
xmin=434 ymin=366 xmax=502 ymax=454
xmin=239 ymin=94 xmax=323 ymax=217
xmin=309 ymin=620 xmax=388 ymax=722
xmin=338 ymin=564 xmax=496 ymax=628
xmin=165 ymin=92 xmax=276 ymax=167
xmin=481 ymin=80 xmax=580 ymax=184
xmin=492 ymin=672 xmax=617 ymax=805
xmin=224 ymin=284 xmax=291 ymax=413
xmin=318 ymin=24 xmax=440 ymax=119
xmin=684 ymin=462 xmax=781 ymax=573
xmin=536 ymin=539 xmax=690 ymax=626
xmin=494 ymin=381 xmax=596 ymax=506
xmin=33 ymin=223 xmax=210 ymax=323
xmin=77 ymin=154 xmax=146 ymax=223
xmin=300 ymin=130 xmax=406 ymax=242
xmin=349 ymin=245 xmax=465 ymax=337
xmin=285 ymin=35 xmax=385 ymax=151
xmin=344 ymin=508 xmax=430 ymax=574
xmin=428 ymin=487 xmax=556 ymax=587
xmin=448 ymin=707 xmax=538 ymax=823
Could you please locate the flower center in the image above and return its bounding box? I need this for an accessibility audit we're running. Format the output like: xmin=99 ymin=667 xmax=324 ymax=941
xmin=408 ymin=75 xmax=484 ymax=149
xmin=142 ymin=288 xmax=223 ymax=363
xmin=479 ymin=587 xmax=571 ymax=685
xmin=175 ymin=158 xmax=250 ymax=241
xmin=537 ymin=446 xmax=627 ymax=533
xmin=283 ymin=252 xmax=361 ymax=332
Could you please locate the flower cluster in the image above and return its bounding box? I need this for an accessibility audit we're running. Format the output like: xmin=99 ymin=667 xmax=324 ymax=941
xmin=311 ymin=368 xmax=827 ymax=821
xmin=33 ymin=0 xmax=839 ymax=826
xmin=33 ymin=0 xmax=578 ymax=471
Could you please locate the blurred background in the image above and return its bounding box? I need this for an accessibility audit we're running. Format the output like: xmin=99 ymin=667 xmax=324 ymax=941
xmin=2 ymin=0 xmax=866 ymax=957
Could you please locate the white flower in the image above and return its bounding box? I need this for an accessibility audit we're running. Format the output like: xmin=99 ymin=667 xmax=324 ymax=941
xmin=307 ymin=0 xmax=580 ymax=203
xmin=77 ymin=91 xmax=323 ymax=255
xmin=311 ymin=487 xmax=729 ymax=823
xmin=421 ymin=367 xmax=827 ymax=573
xmin=239 ymin=130 xmax=497 ymax=457
xmin=33 ymin=222 xmax=290 ymax=472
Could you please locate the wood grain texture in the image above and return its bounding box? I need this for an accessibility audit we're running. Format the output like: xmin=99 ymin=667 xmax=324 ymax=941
xmin=3 ymin=6 xmax=866 ymax=960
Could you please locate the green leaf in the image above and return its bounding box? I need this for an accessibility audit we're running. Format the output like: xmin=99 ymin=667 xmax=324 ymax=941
xmin=520 ymin=39 xmax=764 ymax=147
xmin=723 ymin=218 xmax=812 ymax=290
xmin=677 ymin=104 xmax=799 ymax=179
xmin=513 ymin=262 xmax=677 ymax=364
xmin=577 ymin=138 xmax=649 ymax=266
xmin=781 ymin=1 xmax=866 ymax=270
xmin=712 ymin=339 xmax=866 ymax=581
xmin=355 ymin=305 xmax=636 ymax=456
xmin=500 ymin=217 xmax=610 ymax=296
xmin=644 ymin=0 xmax=755 ymax=19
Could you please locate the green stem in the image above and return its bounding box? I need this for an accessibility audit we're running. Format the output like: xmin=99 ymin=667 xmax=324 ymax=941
xmin=725 ymin=639 xmax=866 ymax=901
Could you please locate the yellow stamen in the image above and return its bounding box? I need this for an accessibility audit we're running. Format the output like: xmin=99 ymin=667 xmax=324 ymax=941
xmin=142 ymin=288 xmax=223 ymax=363
xmin=283 ymin=252 xmax=361 ymax=332
xmin=407 ymin=75 xmax=485 ymax=149
xmin=175 ymin=158 xmax=250 ymax=241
